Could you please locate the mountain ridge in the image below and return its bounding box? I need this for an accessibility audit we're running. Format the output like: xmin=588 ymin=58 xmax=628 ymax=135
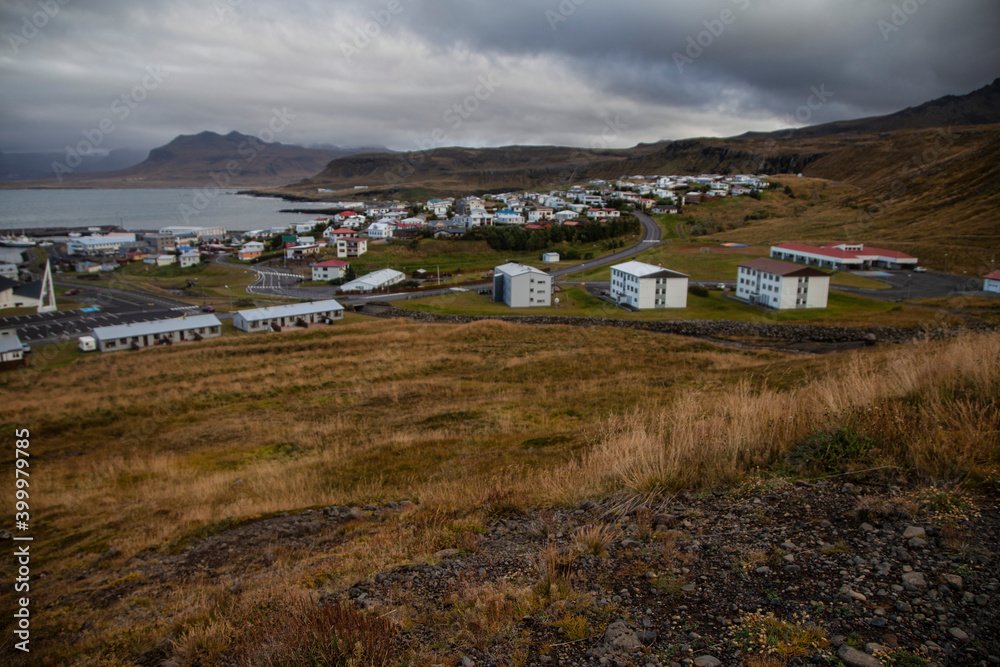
xmin=0 ymin=131 xmax=390 ymax=188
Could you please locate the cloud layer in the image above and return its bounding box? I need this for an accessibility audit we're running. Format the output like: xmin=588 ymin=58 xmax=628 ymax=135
xmin=1 ymin=0 xmax=997 ymax=153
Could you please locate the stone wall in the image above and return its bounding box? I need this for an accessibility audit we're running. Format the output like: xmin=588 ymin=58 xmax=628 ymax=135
xmin=358 ymin=304 xmax=997 ymax=344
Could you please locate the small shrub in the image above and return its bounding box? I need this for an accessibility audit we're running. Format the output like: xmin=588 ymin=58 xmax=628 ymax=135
xmin=573 ymin=523 xmax=619 ymax=557
xmin=790 ymin=427 xmax=872 ymax=472
xmin=688 ymin=284 xmax=709 ymax=298
xmin=552 ymin=613 xmax=589 ymax=640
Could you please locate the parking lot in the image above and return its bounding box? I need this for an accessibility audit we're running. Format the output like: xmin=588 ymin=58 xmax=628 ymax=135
xmin=842 ymin=269 xmax=993 ymax=300
xmin=0 ymin=304 xmax=197 ymax=344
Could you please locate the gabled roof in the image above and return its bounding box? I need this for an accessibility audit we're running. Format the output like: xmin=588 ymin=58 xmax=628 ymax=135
xmin=985 ymin=270 xmax=1000 ymax=280
xmin=236 ymin=299 xmax=344 ymax=322
xmin=91 ymin=315 xmax=222 ymax=341
xmin=773 ymin=242 xmax=916 ymax=261
xmin=495 ymin=263 xmax=548 ymax=277
xmin=0 ymin=332 xmax=23 ymax=355
xmin=740 ymin=258 xmax=829 ymax=278
xmin=313 ymin=260 xmax=349 ymax=268
xmin=612 ymin=260 xmax=688 ymax=279
xmin=13 ymin=280 xmax=43 ymax=300
xmin=0 ymin=276 xmax=19 ymax=292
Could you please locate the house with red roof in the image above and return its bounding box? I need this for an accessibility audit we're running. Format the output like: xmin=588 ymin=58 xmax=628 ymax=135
xmin=737 ymin=257 xmax=830 ymax=309
xmin=984 ymin=270 xmax=1000 ymax=294
xmin=311 ymin=259 xmax=350 ymax=282
xmin=770 ymin=243 xmax=918 ymax=270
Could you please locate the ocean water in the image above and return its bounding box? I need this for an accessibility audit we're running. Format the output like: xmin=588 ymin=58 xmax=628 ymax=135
xmin=0 ymin=188 xmax=336 ymax=234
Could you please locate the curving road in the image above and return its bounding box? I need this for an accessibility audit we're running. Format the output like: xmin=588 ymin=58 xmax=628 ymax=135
xmin=227 ymin=210 xmax=665 ymax=303
xmin=550 ymin=210 xmax=662 ymax=279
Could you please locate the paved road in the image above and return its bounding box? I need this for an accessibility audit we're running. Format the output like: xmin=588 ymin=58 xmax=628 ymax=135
xmin=238 ymin=211 xmax=666 ymax=303
xmin=831 ymin=270 xmax=991 ymax=302
xmin=246 ymin=265 xmax=314 ymax=299
xmin=550 ymin=210 xmax=663 ymax=279
xmin=55 ymin=279 xmax=196 ymax=311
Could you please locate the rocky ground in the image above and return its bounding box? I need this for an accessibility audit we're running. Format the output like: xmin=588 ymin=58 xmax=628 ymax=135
xmin=331 ymin=479 xmax=999 ymax=667
xmin=39 ymin=478 xmax=998 ymax=666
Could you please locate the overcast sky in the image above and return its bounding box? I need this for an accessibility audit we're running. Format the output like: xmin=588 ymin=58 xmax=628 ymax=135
xmin=1 ymin=0 xmax=997 ymax=154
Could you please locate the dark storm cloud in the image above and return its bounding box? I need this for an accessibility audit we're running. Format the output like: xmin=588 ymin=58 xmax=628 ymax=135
xmin=0 ymin=0 xmax=997 ymax=154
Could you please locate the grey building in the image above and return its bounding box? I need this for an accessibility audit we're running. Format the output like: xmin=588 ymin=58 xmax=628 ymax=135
xmin=89 ymin=314 xmax=222 ymax=352
xmin=233 ymin=300 xmax=344 ymax=332
xmin=493 ymin=263 xmax=552 ymax=308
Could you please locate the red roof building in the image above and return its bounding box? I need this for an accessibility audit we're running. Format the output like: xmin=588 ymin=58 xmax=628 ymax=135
xmin=770 ymin=242 xmax=917 ymax=270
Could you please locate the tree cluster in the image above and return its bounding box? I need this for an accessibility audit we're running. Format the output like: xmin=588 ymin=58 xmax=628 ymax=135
xmin=467 ymin=216 xmax=640 ymax=253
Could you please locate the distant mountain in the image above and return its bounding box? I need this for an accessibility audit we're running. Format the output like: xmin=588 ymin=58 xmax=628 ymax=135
xmin=293 ymin=78 xmax=1000 ymax=198
xmin=0 ymin=147 xmax=148 ymax=181
xmin=740 ymin=77 xmax=1000 ymax=140
xmin=0 ymin=131 xmax=390 ymax=188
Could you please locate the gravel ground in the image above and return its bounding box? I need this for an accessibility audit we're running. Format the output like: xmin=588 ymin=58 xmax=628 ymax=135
xmin=333 ymin=480 xmax=999 ymax=666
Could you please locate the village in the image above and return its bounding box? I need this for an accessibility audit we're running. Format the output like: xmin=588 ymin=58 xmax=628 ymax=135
xmin=1 ymin=172 xmax=996 ymax=364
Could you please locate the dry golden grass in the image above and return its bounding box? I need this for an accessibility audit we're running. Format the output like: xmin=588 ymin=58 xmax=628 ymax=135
xmin=1 ymin=317 xmax=997 ymax=664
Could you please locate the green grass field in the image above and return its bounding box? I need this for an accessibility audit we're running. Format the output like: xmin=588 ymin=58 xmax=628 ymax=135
xmin=84 ymin=261 xmax=260 ymax=308
xmin=569 ymin=243 xmax=769 ymax=281
xmin=311 ymin=235 xmax=639 ymax=278
xmin=399 ymin=286 xmax=943 ymax=327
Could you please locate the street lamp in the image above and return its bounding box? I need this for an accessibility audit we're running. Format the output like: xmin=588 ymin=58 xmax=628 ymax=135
xmin=224 ymin=285 xmax=232 ymax=311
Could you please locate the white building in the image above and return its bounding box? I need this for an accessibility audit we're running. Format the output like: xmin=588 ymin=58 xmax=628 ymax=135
xmin=737 ymin=258 xmax=830 ymax=310
xmin=496 ymin=210 xmax=526 ymax=225
xmin=157 ymin=226 xmax=226 ymax=239
xmin=771 ymin=243 xmax=918 ymax=270
xmin=366 ymin=221 xmax=397 ymax=240
xmin=610 ymin=261 xmax=689 ymax=309
xmin=984 ymin=270 xmax=1000 ymax=294
xmin=0 ymin=263 xmax=18 ymax=279
xmin=0 ymin=329 xmax=25 ymax=368
xmin=334 ymin=237 xmax=367 ymax=258
xmin=179 ymin=251 xmax=201 ymax=268
xmin=285 ymin=244 xmax=321 ymax=260
xmin=311 ymin=260 xmax=350 ymax=282
xmin=493 ymin=263 xmax=552 ymax=308
xmin=340 ymin=268 xmax=405 ymax=292
xmin=542 ymin=253 xmax=560 ymax=263
xmin=144 ymin=254 xmax=176 ymax=267
xmin=233 ymin=300 xmax=344 ymax=332
xmin=90 ymin=314 xmax=222 ymax=352
xmin=67 ymin=235 xmax=133 ymax=256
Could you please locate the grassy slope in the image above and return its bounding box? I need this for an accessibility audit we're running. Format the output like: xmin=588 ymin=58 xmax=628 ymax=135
xmin=402 ymin=286 xmax=945 ymax=327
xmin=1 ymin=318 xmax=998 ymax=664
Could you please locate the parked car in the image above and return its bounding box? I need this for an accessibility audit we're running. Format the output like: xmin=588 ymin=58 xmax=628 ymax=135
xmin=201 ymin=305 xmax=215 ymax=312
xmin=716 ymin=283 xmax=727 ymax=290
xmin=913 ymin=266 xmax=927 ymax=272
xmin=66 ymin=288 xmax=81 ymax=295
